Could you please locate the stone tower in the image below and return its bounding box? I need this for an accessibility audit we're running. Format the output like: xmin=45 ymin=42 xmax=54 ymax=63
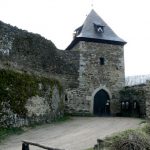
xmin=65 ymin=10 xmax=126 ymax=115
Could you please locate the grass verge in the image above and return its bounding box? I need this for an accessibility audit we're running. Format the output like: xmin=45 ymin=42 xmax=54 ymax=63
xmin=0 ymin=127 xmax=23 ymax=143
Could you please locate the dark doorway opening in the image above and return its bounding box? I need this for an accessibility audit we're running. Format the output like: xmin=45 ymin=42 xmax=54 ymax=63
xmin=94 ymin=89 xmax=110 ymax=116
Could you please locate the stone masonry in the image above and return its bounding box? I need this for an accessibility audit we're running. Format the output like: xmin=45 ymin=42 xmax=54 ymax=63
xmin=65 ymin=41 xmax=125 ymax=115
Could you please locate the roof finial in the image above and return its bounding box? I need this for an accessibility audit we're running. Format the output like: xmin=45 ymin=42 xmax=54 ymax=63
xmin=91 ymin=0 xmax=94 ymax=9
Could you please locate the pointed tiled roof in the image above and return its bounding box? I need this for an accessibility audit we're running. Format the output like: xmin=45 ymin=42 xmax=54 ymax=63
xmin=66 ymin=9 xmax=126 ymax=50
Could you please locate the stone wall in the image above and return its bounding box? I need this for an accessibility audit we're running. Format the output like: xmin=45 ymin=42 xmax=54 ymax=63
xmin=0 ymin=69 xmax=64 ymax=127
xmin=0 ymin=20 xmax=80 ymax=125
xmin=119 ymin=84 xmax=147 ymax=117
xmin=65 ymin=41 xmax=125 ymax=115
xmin=119 ymin=81 xmax=150 ymax=118
xmin=144 ymin=81 xmax=150 ymax=119
xmin=0 ymin=20 xmax=79 ymax=89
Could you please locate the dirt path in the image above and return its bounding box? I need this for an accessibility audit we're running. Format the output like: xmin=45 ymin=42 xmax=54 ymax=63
xmin=0 ymin=117 xmax=142 ymax=150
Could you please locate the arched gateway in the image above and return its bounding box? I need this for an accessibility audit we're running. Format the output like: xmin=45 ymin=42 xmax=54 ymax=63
xmin=93 ymin=89 xmax=110 ymax=116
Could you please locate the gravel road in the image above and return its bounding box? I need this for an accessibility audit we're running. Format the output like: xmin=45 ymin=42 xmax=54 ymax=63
xmin=0 ymin=117 xmax=142 ymax=150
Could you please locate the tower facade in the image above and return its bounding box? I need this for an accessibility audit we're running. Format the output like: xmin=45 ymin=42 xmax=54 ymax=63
xmin=65 ymin=10 xmax=126 ymax=115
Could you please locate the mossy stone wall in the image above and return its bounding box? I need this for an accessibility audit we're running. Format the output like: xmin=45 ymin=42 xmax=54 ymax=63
xmin=119 ymin=84 xmax=147 ymax=117
xmin=0 ymin=69 xmax=64 ymax=127
xmin=0 ymin=20 xmax=79 ymax=89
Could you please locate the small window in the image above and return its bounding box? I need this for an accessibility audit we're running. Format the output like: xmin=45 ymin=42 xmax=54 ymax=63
xmin=121 ymin=101 xmax=130 ymax=110
xmin=133 ymin=101 xmax=137 ymax=109
xmin=97 ymin=26 xmax=103 ymax=33
xmin=65 ymin=94 xmax=68 ymax=102
xmin=94 ymin=23 xmax=104 ymax=33
xmin=121 ymin=102 xmax=125 ymax=110
xmin=100 ymin=57 xmax=105 ymax=65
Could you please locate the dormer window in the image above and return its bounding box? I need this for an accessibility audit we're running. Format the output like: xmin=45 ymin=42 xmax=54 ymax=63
xmin=94 ymin=23 xmax=104 ymax=33
xmin=97 ymin=26 xmax=103 ymax=32
xmin=73 ymin=25 xmax=83 ymax=39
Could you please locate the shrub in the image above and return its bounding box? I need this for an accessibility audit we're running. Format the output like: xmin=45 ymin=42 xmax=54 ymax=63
xmin=105 ymin=129 xmax=150 ymax=150
xmin=142 ymin=123 xmax=150 ymax=135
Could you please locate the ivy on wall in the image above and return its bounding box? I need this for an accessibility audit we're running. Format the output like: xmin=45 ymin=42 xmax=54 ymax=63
xmin=120 ymin=86 xmax=146 ymax=102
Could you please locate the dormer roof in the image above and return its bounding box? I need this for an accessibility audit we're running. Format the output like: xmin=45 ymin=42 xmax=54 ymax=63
xmin=66 ymin=9 xmax=126 ymax=50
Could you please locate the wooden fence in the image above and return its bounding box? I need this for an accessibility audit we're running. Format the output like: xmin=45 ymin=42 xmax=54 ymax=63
xmin=22 ymin=141 xmax=64 ymax=150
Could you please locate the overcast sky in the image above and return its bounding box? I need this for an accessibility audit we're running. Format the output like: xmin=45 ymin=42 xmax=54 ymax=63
xmin=0 ymin=0 xmax=150 ymax=76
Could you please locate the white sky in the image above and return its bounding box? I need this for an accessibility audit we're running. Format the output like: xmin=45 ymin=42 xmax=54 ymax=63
xmin=0 ymin=0 xmax=150 ymax=76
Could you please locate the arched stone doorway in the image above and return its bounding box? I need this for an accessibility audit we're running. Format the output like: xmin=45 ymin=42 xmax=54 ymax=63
xmin=93 ymin=89 xmax=110 ymax=116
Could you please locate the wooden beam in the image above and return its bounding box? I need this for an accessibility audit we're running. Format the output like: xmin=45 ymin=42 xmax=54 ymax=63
xmin=22 ymin=140 xmax=64 ymax=150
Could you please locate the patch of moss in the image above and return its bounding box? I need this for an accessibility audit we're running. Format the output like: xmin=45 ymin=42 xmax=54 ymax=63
xmin=0 ymin=127 xmax=23 ymax=143
xmin=0 ymin=69 xmax=63 ymax=124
